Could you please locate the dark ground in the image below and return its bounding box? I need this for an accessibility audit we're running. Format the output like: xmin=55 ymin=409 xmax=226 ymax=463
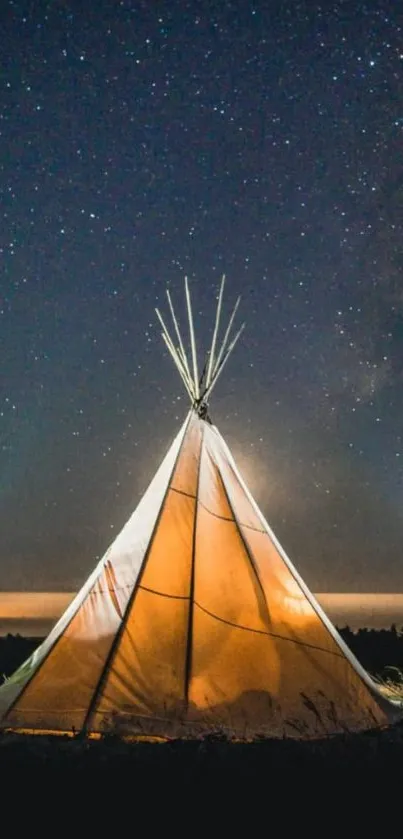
xmin=0 ymin=629 xmax=402 ymax=796
xmin=0 ymin=723 xmax=403 ymax=809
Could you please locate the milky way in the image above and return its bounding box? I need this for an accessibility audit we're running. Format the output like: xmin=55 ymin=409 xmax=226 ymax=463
xmin=1 ymin=0 xmax=403 ymax=592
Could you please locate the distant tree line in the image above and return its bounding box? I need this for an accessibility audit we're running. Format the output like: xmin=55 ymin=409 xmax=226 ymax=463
xmin=0 ymin=635 xmax=42 ymax=683
xmin=339 ymin=625 xmax=403 ymax=679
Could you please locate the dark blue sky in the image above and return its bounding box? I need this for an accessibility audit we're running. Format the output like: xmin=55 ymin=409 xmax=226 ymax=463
xmin=1 ymin=0 xmax=403 ymax=593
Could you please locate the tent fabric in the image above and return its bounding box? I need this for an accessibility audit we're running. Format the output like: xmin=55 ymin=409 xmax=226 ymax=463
xmin=0 ymin=410 xmax=398 ymax=739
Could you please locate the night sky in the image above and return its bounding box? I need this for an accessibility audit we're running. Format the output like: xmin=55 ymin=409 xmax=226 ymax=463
xmin=1 ymin=0 xmax=403 ymax=595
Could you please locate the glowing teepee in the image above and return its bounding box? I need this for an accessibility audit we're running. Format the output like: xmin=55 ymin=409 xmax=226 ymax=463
xmin=0 ymin=278 xmax=399 ymax=739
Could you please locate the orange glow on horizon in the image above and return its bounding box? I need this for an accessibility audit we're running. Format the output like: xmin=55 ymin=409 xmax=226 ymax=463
xmin=0 ymin=592 xmax=402 ymax=632
xmin=0 ymin=593 xmax=75 ymax=620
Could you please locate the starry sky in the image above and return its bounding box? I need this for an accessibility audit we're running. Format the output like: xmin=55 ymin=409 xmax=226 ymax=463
xmin=1 ymin=0 xmax=403 ymax=595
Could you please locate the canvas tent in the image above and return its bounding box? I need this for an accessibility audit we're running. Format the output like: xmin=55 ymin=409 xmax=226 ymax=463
xmin=0 ymin=278 xmax=400 ymax=739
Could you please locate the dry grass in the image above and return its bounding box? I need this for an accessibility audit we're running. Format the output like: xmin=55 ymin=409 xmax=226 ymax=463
xmin=374 ymin=667 xmax=403 ymax=704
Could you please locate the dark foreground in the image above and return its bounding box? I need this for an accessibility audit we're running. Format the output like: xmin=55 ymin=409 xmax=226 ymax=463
xmin=1 ymin=722 xmax=403 ymax=788
xmin=1 ymin=733 xmax=401 ymax=829
xmin=1 ymin=631 xmax=403 ymax=797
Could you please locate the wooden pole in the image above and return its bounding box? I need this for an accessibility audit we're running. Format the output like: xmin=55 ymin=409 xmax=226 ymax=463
xmin=161 ymin=334 xmax=194 ymax=401
xmin=166 ymin=289 xmax=193 ymax=388
xmin=184 ymin=276 xmax=199 ymax=400
xmin=206 ymin=274 xmax=225 ymax=388
xmin=204 ymin=323 xmax=245 ymax=402
xmin=210 ymin=295 xmax=241 ymax=384
xmin=156 ymin=308 xmax=194 ymax=397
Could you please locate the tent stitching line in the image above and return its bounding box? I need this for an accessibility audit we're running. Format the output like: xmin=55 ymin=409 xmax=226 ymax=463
xmin=170 ymin=485 xmax=266 ymax=533
xmin=216 ymin=454 xmax=273 ymax=628
xmin=138 ymin=584 xmax=188 ymax=601
xmin=219 ymin=438 xmax=389 ymax=710
xmin=1 ymin=409 xmax=187 ymax=727
xmin=134 ymin=583 xmax=345 ymax=659
xmin=194 ymin=601 xmax=345 ymax=658
xmin=79 ymin=413 xmax=195 ymax=734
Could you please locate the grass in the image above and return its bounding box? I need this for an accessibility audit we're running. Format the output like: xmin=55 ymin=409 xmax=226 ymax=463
xmin=375 ymin=667 xmax=403 ymax=703
xmin=1 ymin=718 xmax=403 ymax=789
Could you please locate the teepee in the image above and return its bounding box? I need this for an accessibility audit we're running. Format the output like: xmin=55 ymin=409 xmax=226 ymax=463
xmin=0 ymin=278 xmax=399 ymax=739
